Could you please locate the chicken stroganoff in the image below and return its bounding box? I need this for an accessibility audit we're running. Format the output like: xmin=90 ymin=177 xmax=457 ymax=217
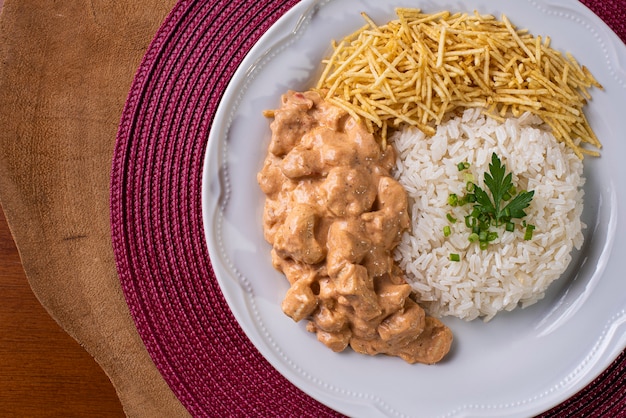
xmin=258 ymin=90 xmax=453 ymax=364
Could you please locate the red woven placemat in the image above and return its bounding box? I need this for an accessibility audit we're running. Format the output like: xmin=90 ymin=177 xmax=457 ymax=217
xmin=110 ymin=0 xmax=626 ymax=416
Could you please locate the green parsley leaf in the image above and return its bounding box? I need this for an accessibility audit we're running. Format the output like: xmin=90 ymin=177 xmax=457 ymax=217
xmin=476 ymin=153 xmax=533 ymax=226
xmin=472 ymin=184 xmax=495 ymax=218
xmin=501 ymin=189 xmax=535 ymax=219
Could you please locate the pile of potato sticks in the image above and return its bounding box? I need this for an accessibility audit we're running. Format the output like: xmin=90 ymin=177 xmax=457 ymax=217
xmin=315 ymin=8 xmax=603 ymax=158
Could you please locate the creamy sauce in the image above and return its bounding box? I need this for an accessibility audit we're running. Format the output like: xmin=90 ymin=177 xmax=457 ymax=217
xmin=258 ymin=90 xmax=452 ymax=364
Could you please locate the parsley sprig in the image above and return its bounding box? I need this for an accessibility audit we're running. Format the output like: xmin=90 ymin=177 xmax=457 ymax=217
xmin=445 ymin=153 xmax=535 ymax=253
xmin=473 ymin=153 xmax=535 ymax=228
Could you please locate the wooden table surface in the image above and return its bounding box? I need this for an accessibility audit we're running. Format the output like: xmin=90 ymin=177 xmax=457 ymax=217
xmin=0 ymin=204 xmax=125 ymax=417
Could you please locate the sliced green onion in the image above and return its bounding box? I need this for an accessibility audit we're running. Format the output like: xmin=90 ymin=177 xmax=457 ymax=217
xmin=443 ymin=225 xmax=451 ymax=237
xmin=502 ymin=191 xmax=512 ymax=201
xmin=449 ymin=253 xmax=460 ymax=262
xmin=457 ymin=162 xmax=466 ymax=171
xmin=487 ymin=231 xmax=498 ymax=242
xmin=479 ymin=231 xmax=488 ymax=242
xmin=524 ymin=224 xmax=535 ymax=240
xmin=446 ymin=213 xmax=457 ymax=223
xmin=479 ymin=241 xmax=489 ymax=250
xmin=468 ymin=232 xmax=479 ymax=242
xmin=505 ymin=222 xmax=515 ymax=232
xmin=448 ymin=193 xmax=459 ymax=206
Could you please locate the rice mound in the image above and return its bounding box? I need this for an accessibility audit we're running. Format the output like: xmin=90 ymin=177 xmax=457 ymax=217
xmin=392 ymin=108 xmax=585 ymax=322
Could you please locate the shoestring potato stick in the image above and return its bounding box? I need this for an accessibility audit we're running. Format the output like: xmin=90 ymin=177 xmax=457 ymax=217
xmin=315 ymin=8 xmax=603 ymax=158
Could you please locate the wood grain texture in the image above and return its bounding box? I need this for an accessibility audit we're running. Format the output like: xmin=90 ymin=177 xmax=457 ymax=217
xmin=0 ymin=205 xmax=125 ymax=417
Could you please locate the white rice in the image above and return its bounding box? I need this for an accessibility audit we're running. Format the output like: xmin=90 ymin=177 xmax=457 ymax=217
xmin=392 ymin=108 xmax=585 ymax=321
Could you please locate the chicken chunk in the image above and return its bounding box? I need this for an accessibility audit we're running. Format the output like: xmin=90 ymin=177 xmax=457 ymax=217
xmin=273 ymin=203 xmax=324 ymax=265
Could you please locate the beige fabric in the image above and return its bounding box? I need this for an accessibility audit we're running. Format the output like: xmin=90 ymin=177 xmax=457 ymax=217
xmin=0 ymin=1 xmax=189 ymax=416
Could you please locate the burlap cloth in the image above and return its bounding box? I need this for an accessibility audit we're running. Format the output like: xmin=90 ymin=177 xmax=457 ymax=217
xmin=0 ymin=1 xmax=624 ymax=417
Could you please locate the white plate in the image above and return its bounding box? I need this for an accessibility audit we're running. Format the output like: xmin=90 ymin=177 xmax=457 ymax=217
xmin=202 ymin=0 xmax=626 ymax=416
